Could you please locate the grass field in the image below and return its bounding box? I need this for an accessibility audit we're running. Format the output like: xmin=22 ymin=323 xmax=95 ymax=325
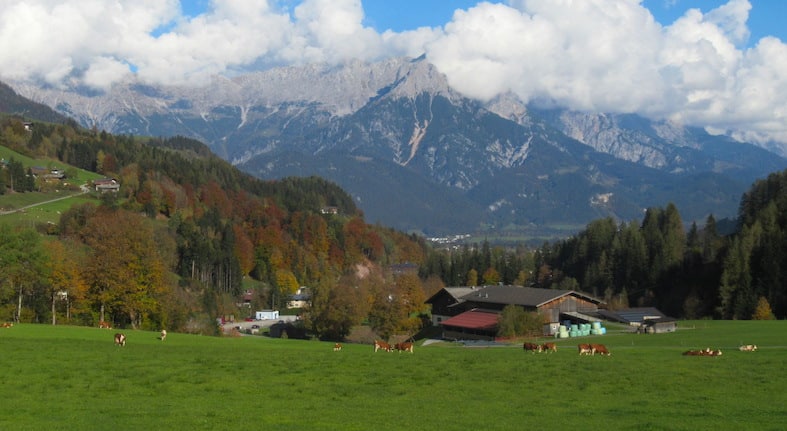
xmin=0 ymin=144 xmax=103 ymax=226
xmin=1 ymin=321 xmax=785 ymax=430
xmin=0 ymin=192 xmax=98 ymax=226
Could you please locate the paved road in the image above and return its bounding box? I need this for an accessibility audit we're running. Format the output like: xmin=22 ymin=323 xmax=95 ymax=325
xmin=0 ymin=188 xmax=88 ymax=215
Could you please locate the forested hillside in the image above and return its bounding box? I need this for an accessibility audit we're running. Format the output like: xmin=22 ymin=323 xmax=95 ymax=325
xmin=0 ymin=115 xmax=432 ymax=338
xmin=0 ymin=82 xmax=71 ymax=125
xmin=420 ymin=174 xmax=787 ymax=321
xmin=1 ymin=110 xmax=784 ymax=341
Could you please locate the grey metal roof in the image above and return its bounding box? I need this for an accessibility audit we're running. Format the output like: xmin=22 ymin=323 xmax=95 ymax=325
xmin=597 ymin=307 xmax=670 ymax=324
xmin=457 ymin=285 xmax=603 ymax=307
xmin=425 ymin=286 xmax=479 ymax=306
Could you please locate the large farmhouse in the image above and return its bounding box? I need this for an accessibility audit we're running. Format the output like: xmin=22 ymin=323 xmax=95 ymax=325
xmin=426 ymin=285 xmax=605 ymax=341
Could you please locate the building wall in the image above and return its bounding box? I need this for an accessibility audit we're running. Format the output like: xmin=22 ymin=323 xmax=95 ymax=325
xmin=539 ymin=296 xmax=600 ymax=323
xmin=427 ymin=292 xmax=466 ymax=325
xmin=255 ymin=310 xmax=279 ymax=320
xmin=442 ymin=327 xmax=496 ymax=341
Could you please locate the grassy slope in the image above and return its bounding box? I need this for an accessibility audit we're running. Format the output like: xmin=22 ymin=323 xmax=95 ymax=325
xmin=1 ymin=321 xmax=785 ymax=430
xmin=0 ymin=145 xmax=102 ymax=225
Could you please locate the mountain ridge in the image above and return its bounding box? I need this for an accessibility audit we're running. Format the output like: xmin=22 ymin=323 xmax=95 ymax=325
xmin=7 ymin=57 xmax=786 ymax=238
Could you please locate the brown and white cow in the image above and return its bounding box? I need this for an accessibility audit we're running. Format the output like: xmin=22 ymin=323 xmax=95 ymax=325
xmin=590 ymin=344 xmax=610 ymax=356
xmin=99 ymin=321 xmax=112 ymax=329
xmin=159 ymin=329 xmax=167 ymax=341
xmin=374 ymin=340 xmax=392 ymax=352
xmin=523 ymin=342 xmax=542 ymax=353
xmin=334 ymin=343 xmax=343 ymax=351
xmin=577 ymin=343 xmax=593 ymax=355
xmin=114 ymin=333 xmax=126 ymax=347
xmin=541 ymin=342 xmax=557 ymax=353
xmin=739 ymin=344 xmax=757 ymax=352
xmin=683 ymin=348 xmax=722 ymax=356
xmin=395 ymin=342 xmax=414 ymax=353
xmin=1 ymin=322 xmax=13 ymax=328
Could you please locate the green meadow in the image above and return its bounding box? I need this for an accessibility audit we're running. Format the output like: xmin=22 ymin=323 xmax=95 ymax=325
xmin=1 ymin=321 xmax=785 ymax=430
xmin=0 ymin=144 xmax=103 ymax=226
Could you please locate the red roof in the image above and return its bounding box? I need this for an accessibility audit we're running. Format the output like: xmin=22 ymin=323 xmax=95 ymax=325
xmin=440 ymin=309 xmax=499 ymax=331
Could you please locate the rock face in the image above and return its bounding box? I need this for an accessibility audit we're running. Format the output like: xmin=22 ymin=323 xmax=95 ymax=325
xmin=9 ymin=57 xmax=787 ymax=237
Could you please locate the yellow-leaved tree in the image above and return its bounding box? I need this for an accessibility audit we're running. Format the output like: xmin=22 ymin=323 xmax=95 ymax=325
xmin=80 ymin=207 xmax=166 ymax=329
xmin=45 ymin=240 xmax=88 ymax=325
xmin=752 ymin=296 xmax=775 ymax=320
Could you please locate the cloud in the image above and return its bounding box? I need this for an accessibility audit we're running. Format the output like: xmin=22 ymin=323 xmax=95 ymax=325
xmin=427 ymin=1 xmax=668 ymax=111
xmin=83 ymin=57 xmax=132 ymax=90
xmin=0 ymin=1 xmax=180 ymax=86
xmin=425 ymin=0 xmax=786 ymax=147
xmin=0 ymin=0 xmax=785 ymax=148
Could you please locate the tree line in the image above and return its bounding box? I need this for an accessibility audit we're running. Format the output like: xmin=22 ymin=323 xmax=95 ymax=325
xmin=0 ymin=116 xmax=432 ymax=338
xmin=1 ymin=114 xmax=784 ymax=344
xmin=422 ymin=171 xmax=787 ymax=321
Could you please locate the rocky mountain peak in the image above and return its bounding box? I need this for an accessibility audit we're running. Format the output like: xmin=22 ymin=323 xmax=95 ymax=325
xmin=5 ymin=57 xmax=786 ymax=237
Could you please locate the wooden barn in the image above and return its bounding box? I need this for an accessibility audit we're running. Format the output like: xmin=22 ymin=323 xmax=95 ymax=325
xmin=424 ymin=286 xmax=479 ymax=326
xmin=425 ymin=285 xmax=605 ymax=340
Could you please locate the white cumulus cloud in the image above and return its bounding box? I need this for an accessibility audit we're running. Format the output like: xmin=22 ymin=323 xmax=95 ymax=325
xmin=425 ymin=0 xmax=787 ymax=147
xmin=0 ymin=0 xmax=785 ymax=149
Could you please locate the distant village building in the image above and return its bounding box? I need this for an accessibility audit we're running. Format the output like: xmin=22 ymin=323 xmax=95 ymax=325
xmin=320 ymin=206 xmax=339 ymax=215
xmin=287 ymin=287 xmax=311 ymax=309
xmin=30 ymin=166 xmax=65 ymax=180
xmin=93 ymin=178 xmax=120 ymax=192
xmin=237 ymin=289 xmax=255 ymax=308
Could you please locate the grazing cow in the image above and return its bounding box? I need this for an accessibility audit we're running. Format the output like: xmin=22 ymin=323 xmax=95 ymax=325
xmin=683 ymin=348 xmax=722 ymax=356
xmin=374 ymin=340 xmax=392 ymax=352
xmin=99 ymin=321 xmax=112 ymax=329
xmin=395 ymin=342 xmax=414 ymax=353
xmin=523 ymin=342 xmax=542 ymax=353
xmin=334 ymin=343 xmax=343 ymax=351
xmin=1 ymin=322 xmax=13 ymax=328
xmin=590 ymin=344 xmax=610 ymax=356
xmin=159 ymin=329 xmax=167 ymax=341
xmin=739 ymin=344 xmax=757 ymax=352
xmin=541 ymin=342 xmax=557 ymax=353
xmin=114 ymin=333 xmax=126 ymax=347
xmin=577 ymin=344 xmax=593 ymax=355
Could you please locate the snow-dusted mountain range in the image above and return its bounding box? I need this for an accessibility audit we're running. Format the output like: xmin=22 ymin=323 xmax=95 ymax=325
xmin=9 ymin=56 xmax=787 ymax=238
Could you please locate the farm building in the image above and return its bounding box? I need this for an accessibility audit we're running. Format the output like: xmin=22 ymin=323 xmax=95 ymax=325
xmin=93 ymin=178 xmax=120 ymax=192
xmin=287 ymin=287 xmax=311 ymax=309
xmin=255 ymin=310 xmax=280 ymax=320
xmin=425 ymin=285 xmax=605 ymax=340
xmin=269 ymin=321 xmax=306 ymax=339
xmin=440 ymin=309 xmax=500 ymax=341
xmin=597 ymin=307 xmax=677 ymax=333
xmin=425 ymin=286 xmax=479 ymax=326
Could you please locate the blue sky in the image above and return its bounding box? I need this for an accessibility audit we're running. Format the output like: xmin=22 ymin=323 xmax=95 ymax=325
xmin=176 ymin=1 xmax=785 ymax=47
xmin=359 ymin=0 xmax=785 ymax=46
xmin=2 ymin=0 xmax=786 ymax=148
xmin=642 ymin=0 xmax=786 ymax=45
